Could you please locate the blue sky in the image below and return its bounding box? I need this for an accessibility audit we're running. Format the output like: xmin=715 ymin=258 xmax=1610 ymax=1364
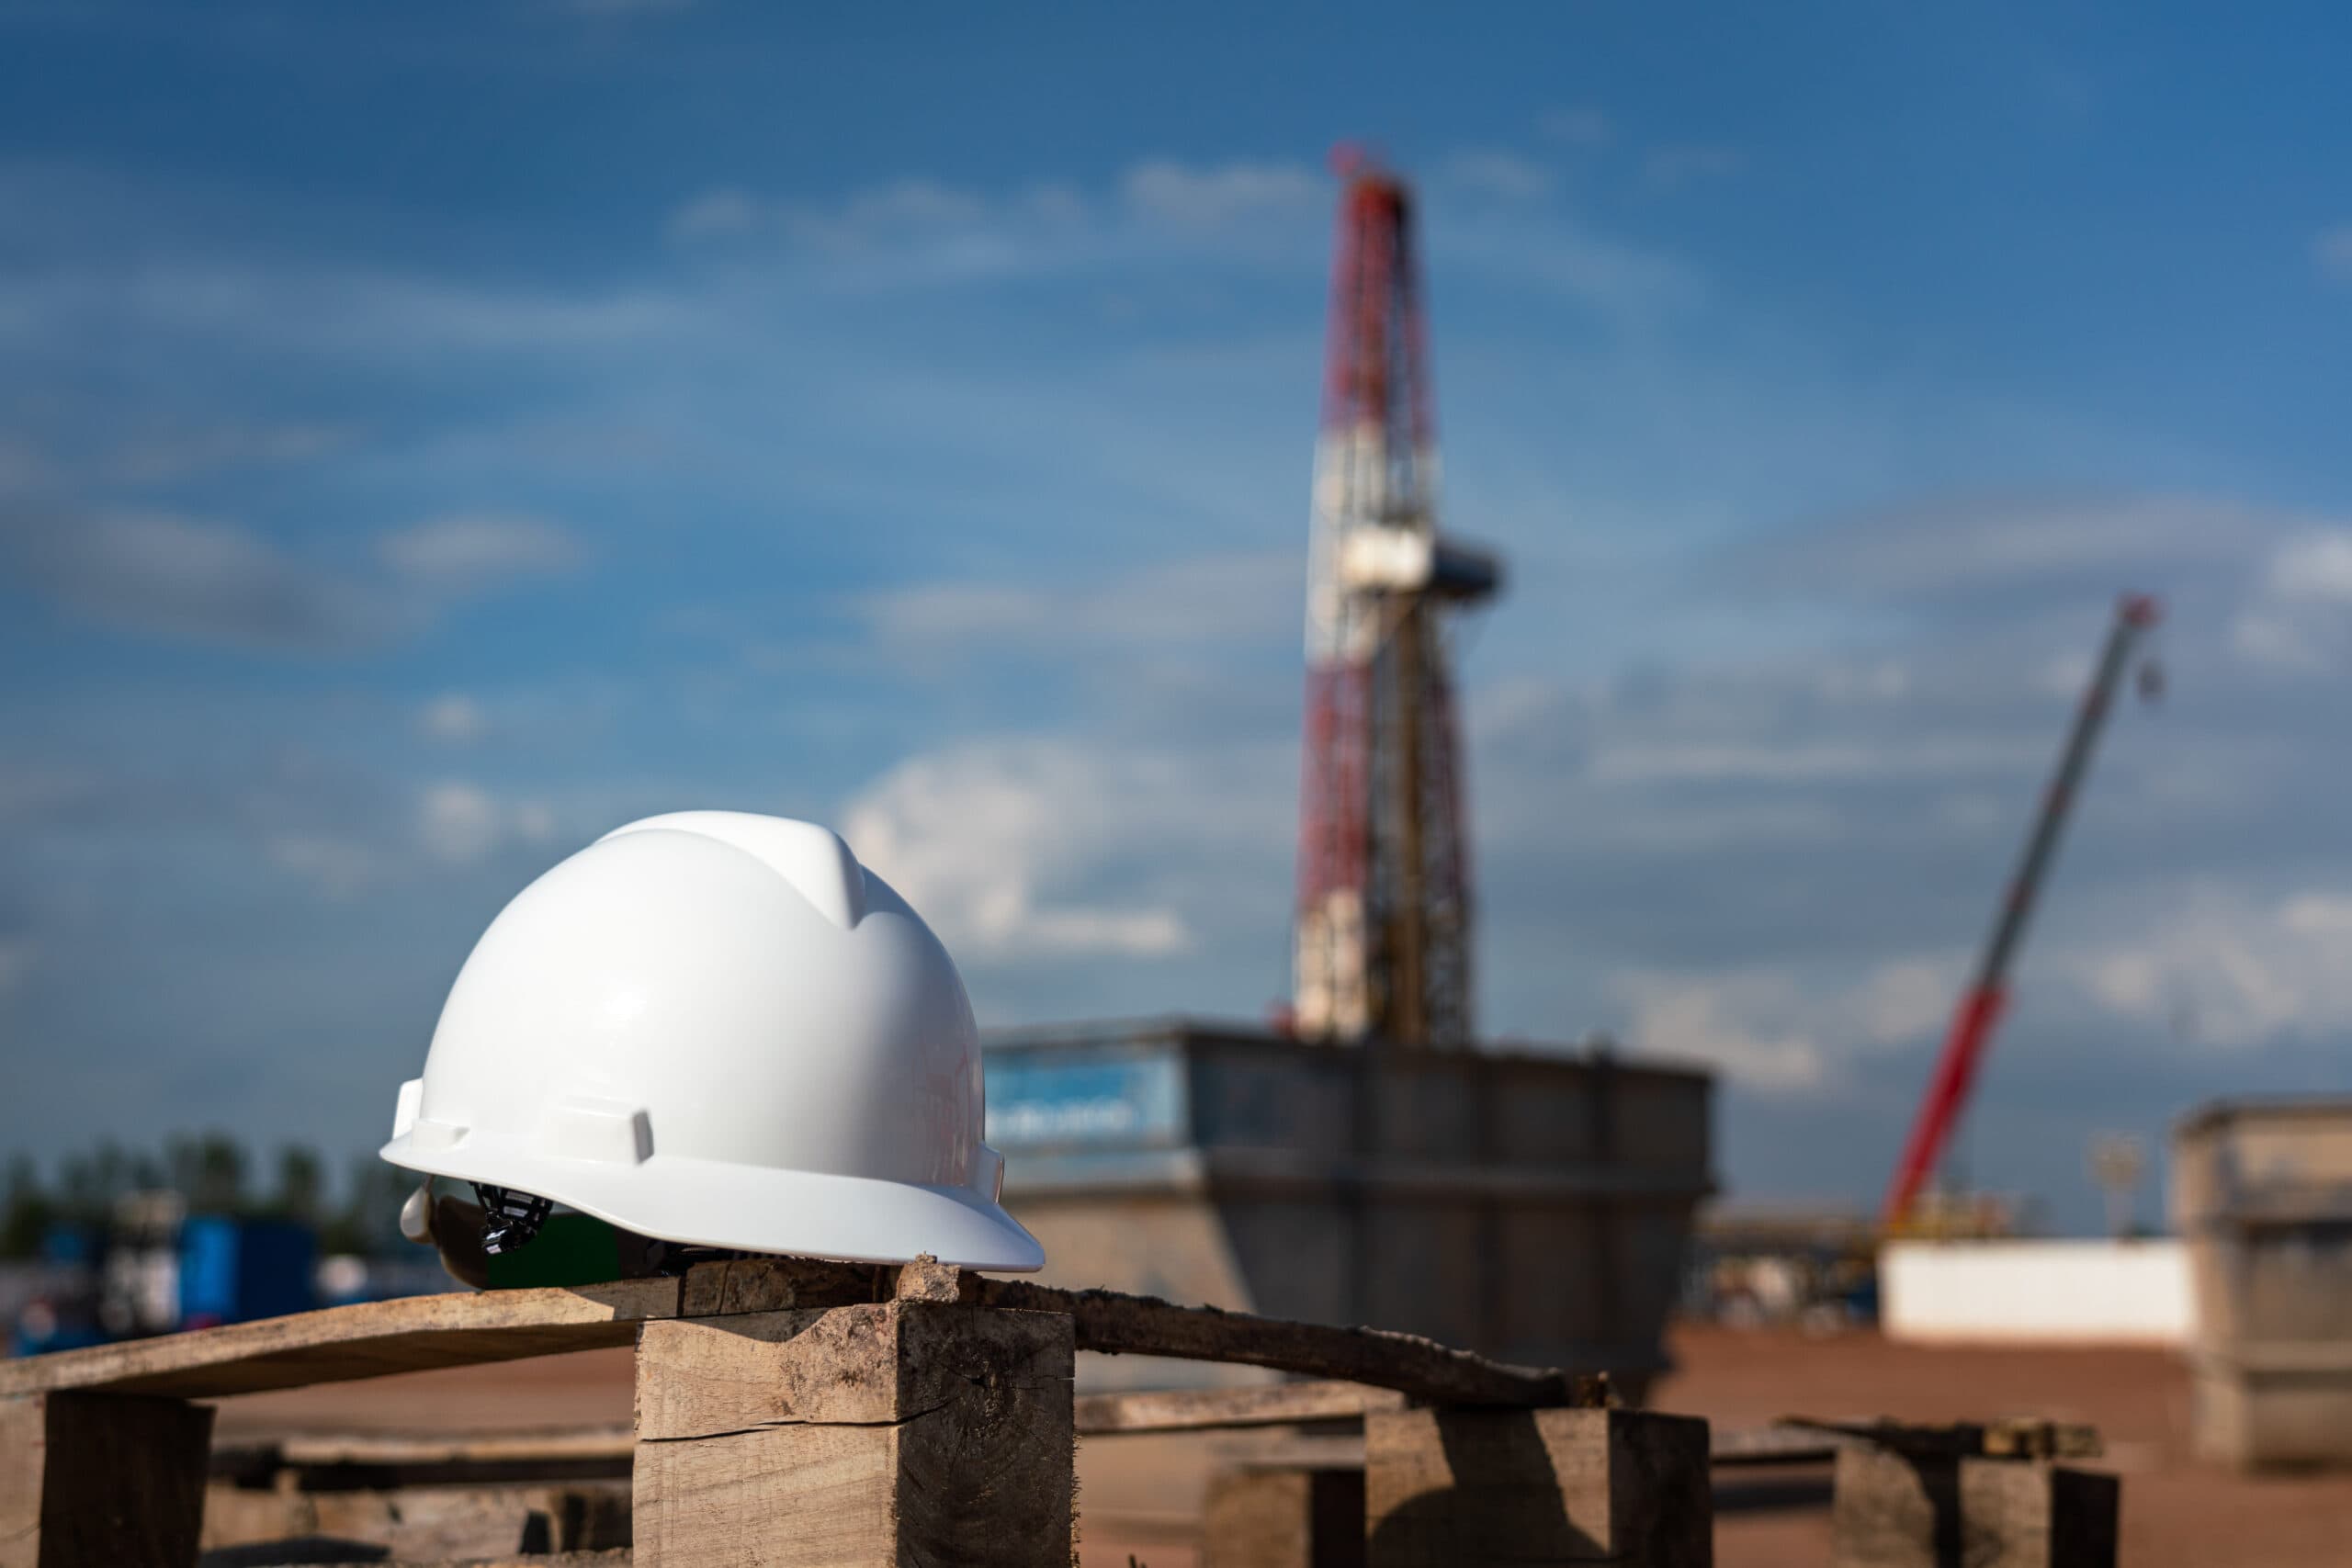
xmin=4 ymin=0 xmax=2350 ymax=1232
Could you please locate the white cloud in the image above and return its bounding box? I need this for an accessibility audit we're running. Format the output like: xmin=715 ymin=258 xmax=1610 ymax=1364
xmin=1645 ymin=145 xmax=1747 ymax=186
xmin=1586 ymin=735 xmax=2042 ymax=787
xmin=419 ymin=694 xmax=489 ymax=743
xmin=3 ymin=502 xmax=583 ymax=652
xmin=1537 ymin=107 xmax=1612 ymax=147
xmin=842 ymin=740 xmax=1209 ymax=959
xmin=1771 ymin=493 xmax=2276 ymax=602
xmin=2075 ymin=886 xmax=2352 ymax=1048
xmin=666 ymin=187 xmax=760 ymax=242
xmin=98 ymin=421 xmax=349 ymax=485
xmin=266 ymin=834 xmax=379 ymax=899
xmin=415 ymin=782 xmax=558 ymax=865
xmin=2 ymin=265 xmax=693 ymax=355
xmin=1439 ymin=150 xmax=1556 ymax=203
xmin=6 ymin=507 xmax=379 ymax=650
xmin=858 ymin=551 xmax=1297 ymax=659
xmin=2313 ymin=223 xmax=2352 ymax=283
xmin=2264 ymin=530 xmax=2352 ymax=603
xmin=1120 ymin=159 xmax=1321 ymax=228
xmin=658 ymin=155 xmax=1694 ymax=321
xmin=1609 ymin=953 xmax=1962 ymax=1092
xmin=2233 ymin=528 xmax=2352 ymax=671
xmin=0 ymin=939 xmax=35 ymax=999
xmin=379 ymin=512 xmax=580 ymax=589
xmin=1611 ymin=971 xmax=1826 ymax=1089
xmin=665 ymin=161 xmax=1315 ymax=285
xmin=0 ymin=763 xmax=87 ymax=823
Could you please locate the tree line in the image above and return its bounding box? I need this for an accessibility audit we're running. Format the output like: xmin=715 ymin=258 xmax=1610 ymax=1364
xmin=1 ymin=1134 xmax=416 ymax=1258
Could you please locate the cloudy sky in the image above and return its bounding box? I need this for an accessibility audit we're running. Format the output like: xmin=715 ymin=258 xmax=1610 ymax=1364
xmin=4 ymin=1 xmax=2348 ymax=1231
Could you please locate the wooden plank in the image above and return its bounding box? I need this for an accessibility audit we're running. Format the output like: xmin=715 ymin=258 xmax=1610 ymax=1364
xmin=978 ymin=1277 xmax=1599 ymax=1408
xmin=199 ymin=1478 xmax=633 ymax=1561
xmin=1831 ymin=1446 xmax=1956 ymax=1568
xmin=1833 ymin=1448 xmax=2118 ymax=1568
xmin=632 ymin=1301 xmax=1074 ymax=1568
xmin=0 ymin=1391 xmax=214 ymax=1568
xmin=1364 ymin=1405 xmax=1712 ymax=1567
xmin=1204 ymin=1466 xmax=1367 ymax=1568
xmin=1958 ymin=1460 xmax=2120 ymax=1568
xmin=0 ymin=1278 xmax=681 ymax=1401
xmin=0 ymin=1252 xmax=1598 ymax=1408
xmin=1791 ymin=1415 xmax=2101 ymax=1461
xmin=1707 ymin=1425 xmax=1847 ymax=1467
xmin=1078 ymin=1382 xmax=1409 ymax=1436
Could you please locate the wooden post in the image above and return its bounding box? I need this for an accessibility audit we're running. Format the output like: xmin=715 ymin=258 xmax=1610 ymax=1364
xmin=0 ymin=1390 xmax=214 ymax=1568
xmin=1204 ymin=1465 xmax=1367 ymax=1568
xmin=1831 ymin=1447 xmax=2119 ymax=1568
xmin=1364 ymin=1406 xmax=1711 ymax=1567
xmin=631 ymin=1298 xmax=1074 ymax=1568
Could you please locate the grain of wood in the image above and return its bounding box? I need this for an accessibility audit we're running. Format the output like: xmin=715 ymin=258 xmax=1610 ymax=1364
xmin=677 ymin=1257 xmax=892 ymax=1316
xmin=1077 ymin=1382 xmax=1409 ymax=1437
xmin=632 ymin=1301 xmax=1075 ymax=1568
xmin=1364 ymin=1405 xmax=1712 ymax=1567
xmin=0 ymin=1391 xmax=214 ymax=1568
xmin=0 ymin=1279 xmax=682 ymax=1401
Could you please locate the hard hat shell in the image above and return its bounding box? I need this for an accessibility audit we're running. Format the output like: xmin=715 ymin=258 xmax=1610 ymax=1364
xmin=379 ymin=811 xmax=1043 ymax=1271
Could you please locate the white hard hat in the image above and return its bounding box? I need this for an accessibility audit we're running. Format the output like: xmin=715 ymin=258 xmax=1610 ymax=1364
xmin=379 ymin=810 xmax=1043 ymax=1271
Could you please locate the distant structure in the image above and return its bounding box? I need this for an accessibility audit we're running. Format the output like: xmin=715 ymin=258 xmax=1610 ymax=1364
xmin=1293 ymin=150 xmax=1501 ymax=1048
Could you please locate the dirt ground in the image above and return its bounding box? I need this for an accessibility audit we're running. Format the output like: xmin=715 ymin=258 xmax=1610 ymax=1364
xmin=210 ymin=1325 xmax=2352 ymax=1566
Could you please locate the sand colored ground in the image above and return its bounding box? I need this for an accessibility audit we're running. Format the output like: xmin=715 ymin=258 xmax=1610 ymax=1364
xmin=209 ymin=1325 xmax=2352 ymax=1566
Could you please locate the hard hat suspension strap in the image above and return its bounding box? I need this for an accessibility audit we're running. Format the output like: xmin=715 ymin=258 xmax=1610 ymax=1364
xmin=471 ymin=1182 xmax=553 ymax=1255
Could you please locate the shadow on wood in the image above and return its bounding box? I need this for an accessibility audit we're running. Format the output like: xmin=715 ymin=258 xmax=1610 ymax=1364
xmin=1365 ymin=1407 xmax=1711 ymax=1567
xmin=1204 ymin=1466 xmax=1367 ymax=1568
xmin=1 ymin=1390 xmax=215 ymax=1568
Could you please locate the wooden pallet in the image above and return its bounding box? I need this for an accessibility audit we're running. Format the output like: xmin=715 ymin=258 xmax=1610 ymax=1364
xmin=0 ymin=1255 xmax=2119 ymax=1568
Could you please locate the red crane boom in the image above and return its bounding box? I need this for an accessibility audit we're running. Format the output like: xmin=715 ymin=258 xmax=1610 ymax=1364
xmin=1882 ymin=593 xmax=2162 ymax=1227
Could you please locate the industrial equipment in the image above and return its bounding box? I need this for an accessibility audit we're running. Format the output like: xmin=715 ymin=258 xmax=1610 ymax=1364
xmin=1294 ymin=149 xmax=1501 ymax=1048
xmin=1883 ymin=593 xmax=2162 ymax=1227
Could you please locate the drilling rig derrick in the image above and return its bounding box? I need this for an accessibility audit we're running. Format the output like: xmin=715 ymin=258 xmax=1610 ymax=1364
xmin=1293 ymin=151 xmax=1500 ymax=1050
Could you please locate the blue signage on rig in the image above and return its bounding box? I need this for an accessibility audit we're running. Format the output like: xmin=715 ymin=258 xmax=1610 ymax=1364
xmin=983 ymin=1051 xmax=1184 ymax=1149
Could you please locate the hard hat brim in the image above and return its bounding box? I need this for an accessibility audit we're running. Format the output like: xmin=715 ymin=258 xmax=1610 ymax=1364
xmin=381 ymin=1131 xmax=1044 ymax=1273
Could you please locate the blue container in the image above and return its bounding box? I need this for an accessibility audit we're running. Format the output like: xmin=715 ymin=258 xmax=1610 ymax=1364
xmin=177 ymin=1216 xmax=317 ymax=1328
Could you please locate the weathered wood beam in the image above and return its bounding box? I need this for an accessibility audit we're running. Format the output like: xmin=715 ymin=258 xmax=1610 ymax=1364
xmin=1204 ymin=1465 xmax=1368 ymax=1568
xmin=975 ymin=1277 xmax=1600 ymax=1408
xmin=0 ymin=1279 xmax=684 ymax=1401
xmin=632 ymin=1300 xmax=1075 ymax=1568
xmin=1789 ymin=1415 xmax=2101 ymax=1461
xmin=1 ymin=1390 xmax=215 ymax=1568
xmin=1077 ymin=1381 xmax=1409 ymax=1436
xmin=1830 ymin=1446 xmax=2119 ymax=1568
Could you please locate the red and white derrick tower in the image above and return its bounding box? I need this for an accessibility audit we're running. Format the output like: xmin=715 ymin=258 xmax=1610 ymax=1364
xmin=1294 ymin=152 xmax=1501 ymax=1049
